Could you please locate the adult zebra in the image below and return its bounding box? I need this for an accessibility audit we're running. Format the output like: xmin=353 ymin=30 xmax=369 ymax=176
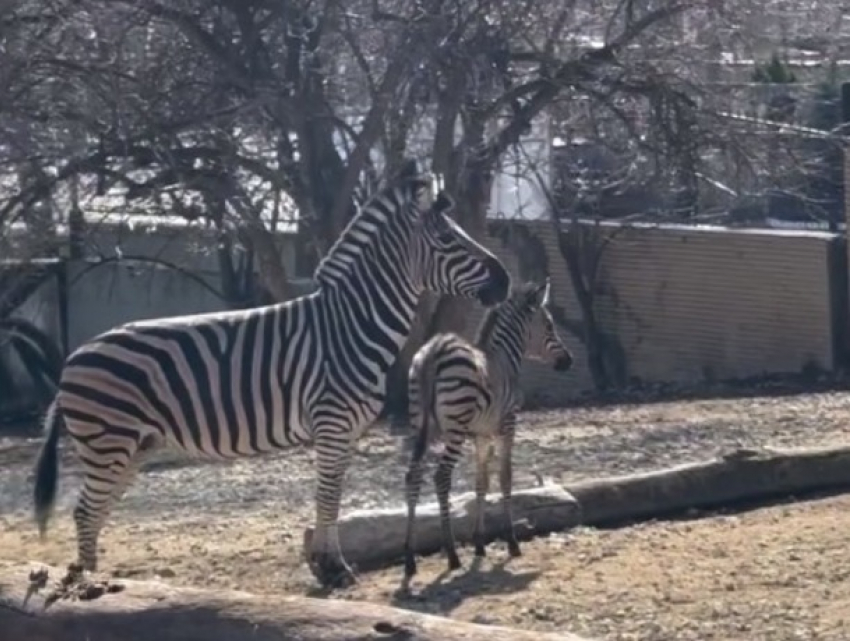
xmin=403 ymin=279 xmax=573 ymax=577
xmin=32 ymin=160 xmax=511 ymax=588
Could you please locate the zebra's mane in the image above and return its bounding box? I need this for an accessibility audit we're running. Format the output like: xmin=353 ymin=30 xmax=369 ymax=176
xmin=314 ymin=178 xmax=422 ymax=288
xmin=473 ymin=281 xmax=538 ymax=347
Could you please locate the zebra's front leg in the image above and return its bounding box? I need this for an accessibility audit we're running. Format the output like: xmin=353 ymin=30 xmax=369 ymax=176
xmin=499 ymin=417 xmax=521 ymax=558
xmin=472 ymin=438 xmax=492 ymax=557
xmin=308 ymin=432 xmax=356 ymax=589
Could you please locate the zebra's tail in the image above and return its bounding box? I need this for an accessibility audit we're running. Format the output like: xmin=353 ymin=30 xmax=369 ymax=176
xmin=34 ymin=399 xmax=63 ymax=540
xmin=410 ymin=357 xmax=444 ymax=463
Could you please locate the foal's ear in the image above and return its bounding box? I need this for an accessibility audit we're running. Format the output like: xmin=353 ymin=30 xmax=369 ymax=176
xmin=397 ymin=158 xmax=420 ymax=181
xmin=533 ymin=278 xmax=552 ymax=307
xmin=395 ymin=159 xmax=435 ymax=211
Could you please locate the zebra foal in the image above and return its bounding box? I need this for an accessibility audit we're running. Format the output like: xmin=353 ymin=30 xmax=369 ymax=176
xmin=32 ymin=160 xmax=511 ymax=588
xmin=403 ymin=279 xmax=573 ymax=577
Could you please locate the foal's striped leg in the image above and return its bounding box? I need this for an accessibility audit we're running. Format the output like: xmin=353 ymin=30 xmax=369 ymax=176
xmin=499 ymin=413 xmax=521 ymax=557
xmin=471 ymin=436 xmax=493 ymax=557
xmin=433 ymin=433 xmax=465 ymax=571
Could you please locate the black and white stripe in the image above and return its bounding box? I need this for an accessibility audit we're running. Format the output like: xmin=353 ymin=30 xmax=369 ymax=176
xmin=32 ymin=159 xmax=511 ymax=587
xmin=403 ymin=279 xmax=573 ymax=577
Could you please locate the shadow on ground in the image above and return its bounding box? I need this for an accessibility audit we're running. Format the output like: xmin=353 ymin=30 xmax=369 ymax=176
xmin=389 ymin=556 xmax=540 ymax=616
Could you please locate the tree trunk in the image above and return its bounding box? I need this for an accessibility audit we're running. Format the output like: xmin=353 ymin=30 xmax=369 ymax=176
xmin=18 ymin=162 xmax=56 ymax=258
xmin=222 ymin=181 xmax=292 ymax=304
xmin=239 ymin=223 xmax=291 ymax=303
xmin=555 ymin=222 xmax=620 ymax=391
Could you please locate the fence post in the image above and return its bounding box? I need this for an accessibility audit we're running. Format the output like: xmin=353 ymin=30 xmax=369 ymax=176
xmin=838 ymin=82 xmax=850 ymax=371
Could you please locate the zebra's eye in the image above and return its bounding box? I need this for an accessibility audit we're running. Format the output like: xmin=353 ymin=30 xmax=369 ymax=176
xmin=436 ymin=230 xmax=455 ymax=244
xmin=431 ymin=219 xmax=454 ymax=244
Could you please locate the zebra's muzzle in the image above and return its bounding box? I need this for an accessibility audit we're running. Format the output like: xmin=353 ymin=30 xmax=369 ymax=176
xmin=476 ymin=256 xmax=511 ymax=307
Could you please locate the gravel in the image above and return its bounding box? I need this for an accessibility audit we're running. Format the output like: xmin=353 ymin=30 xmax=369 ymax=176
xmin=3 ymin=389 xmax=850 ymax=525
xmin=4 ymin=389 xmax=850 ymax=641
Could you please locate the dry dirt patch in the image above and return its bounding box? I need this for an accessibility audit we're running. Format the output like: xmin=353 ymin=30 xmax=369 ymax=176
xmin=3 ymin=494 xmax=849 ymax=640
xmin=3 ymin=391 xmax=850 ymax=640
xmin=355 ymin=494 xmax=850 ymax=641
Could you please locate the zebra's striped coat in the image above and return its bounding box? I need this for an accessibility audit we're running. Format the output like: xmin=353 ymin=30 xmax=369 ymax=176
xmin=33 ymin=160 xmax=511 ymax=588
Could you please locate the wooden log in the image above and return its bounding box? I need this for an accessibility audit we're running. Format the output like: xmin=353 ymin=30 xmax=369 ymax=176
xmin=306 ymin=445 xmax=850 ymax=570
xmin=304 ymin=485 xmax=582 ymax=571
xmin=0 ymin=562 xmax=593 ymax=641
xmin=567 ymin=444 xmax=850 ymax=525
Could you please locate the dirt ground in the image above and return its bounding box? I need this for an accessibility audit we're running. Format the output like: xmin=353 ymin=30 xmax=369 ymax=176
xmin=2 ymin=390 xmax=850 ymax=640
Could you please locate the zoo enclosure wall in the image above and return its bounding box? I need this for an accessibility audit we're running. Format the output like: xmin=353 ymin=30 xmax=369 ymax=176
xmin=1 ymin=220 xmax=847 ymax=418
xmin=481 ymin=220 xmax=846 ymax=407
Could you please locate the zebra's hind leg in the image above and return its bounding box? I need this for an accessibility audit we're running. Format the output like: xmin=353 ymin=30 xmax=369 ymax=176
xmin=471 ymin=437 xmax=492 ymax=558
xmin=72 ymin=430 xmax=153 ymax=572
xmin=308 ymin=433 xmax=356 ymax=589
xmin=498 ymin=421 xmax=521 ymax=558
xmin=403 ymin=455 xmax=426 ymax=578
xmin=433 ymin=436 xmax=464 ymax=572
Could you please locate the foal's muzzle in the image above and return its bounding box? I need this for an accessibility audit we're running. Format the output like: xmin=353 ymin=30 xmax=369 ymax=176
xmin=554 ymin=353 xmax=573 ymax=372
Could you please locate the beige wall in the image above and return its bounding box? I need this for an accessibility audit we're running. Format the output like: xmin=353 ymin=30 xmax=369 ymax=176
xmin=473 ymin=220 xmax=842 ymax=404
xmin=4 ymin=218 xmax=843 ymax=412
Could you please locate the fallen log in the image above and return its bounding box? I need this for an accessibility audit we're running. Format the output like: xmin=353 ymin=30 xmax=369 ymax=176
xmin=304 ymin=485 xmax=582 ymax=571
xmin=307 ymin=444 xmax=850 ymax=570
xmin=0 ymin=562 xmax=592 ymax=641
xmin=568 ymin=444 xmax=850 ymax=525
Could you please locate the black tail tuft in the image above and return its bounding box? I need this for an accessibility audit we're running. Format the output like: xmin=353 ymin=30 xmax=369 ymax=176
xmin=410 ymin=409 xmax=430 ymax=463
xmin=410 ymin=353 xmax=440 ymax=464
xmin=34 ymin=401 xmax=63 ymax=540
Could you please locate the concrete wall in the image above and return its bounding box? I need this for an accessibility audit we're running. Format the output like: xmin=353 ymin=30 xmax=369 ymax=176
xmin=66 ymin=261 xmax=227 ymax=349
xmin=593 ymin=223 xmax=838 ymax=382
xmin=476 ymin=221 xmax=843 ymax=404
xmin=76 ymin=221 xmax=301 ymax=280
xmin=2 ymin=219 xmax=845 ymax=416
xmin=42 ymin=221 xmax=301 ymax=350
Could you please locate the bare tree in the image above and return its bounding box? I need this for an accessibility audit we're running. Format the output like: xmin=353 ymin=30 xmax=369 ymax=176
xmin=4 ymin=0 xmax=846 ymax=410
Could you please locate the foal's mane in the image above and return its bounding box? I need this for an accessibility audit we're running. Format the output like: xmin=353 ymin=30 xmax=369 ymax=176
xmin=473 ymin=281 xmax=538 ymax=347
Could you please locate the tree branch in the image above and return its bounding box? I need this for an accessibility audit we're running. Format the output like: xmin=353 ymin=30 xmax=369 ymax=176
xmin=483 ymin=1 xmax=694 ymax=163
xmin=325 ymin=34 xmax=417 ymax=236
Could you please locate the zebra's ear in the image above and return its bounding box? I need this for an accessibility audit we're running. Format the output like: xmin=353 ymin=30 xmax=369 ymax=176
xmin=413 ymin=175 xmax=436 ymax=211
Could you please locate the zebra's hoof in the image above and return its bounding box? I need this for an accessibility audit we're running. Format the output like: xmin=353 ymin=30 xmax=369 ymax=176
xmin=77 ymin=558 xmax=97 ymax=573
xmin=507 ymin=541 xmax=522 ymax=558
xmin=474 ymin=544 xmax=487 ymax=558
xmin=447 ymin=552 xmax=462 ymax=571
xmin=404 ymin=556 xmax=418 ymax=578
xmin=332 ymin=568 xmax=357 ymax=589
xmin=309 ymin=554 xmax=357 ymax=589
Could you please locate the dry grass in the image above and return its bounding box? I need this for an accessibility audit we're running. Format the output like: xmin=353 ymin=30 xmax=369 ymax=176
xmin=3 ymin=390 xmax=850 ymax=639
